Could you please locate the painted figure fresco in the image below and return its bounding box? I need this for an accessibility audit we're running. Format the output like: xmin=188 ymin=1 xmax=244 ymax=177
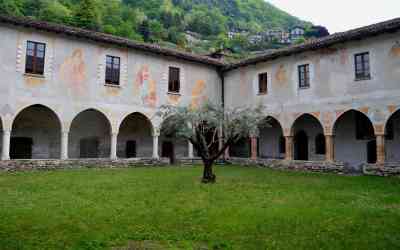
xmin=190 ymin=80 xmax=207 ymax=109
xmin=135 ymin=65 xmax=157 ymax=107
xmin=60 ymin=49 xmax=87 ymax=96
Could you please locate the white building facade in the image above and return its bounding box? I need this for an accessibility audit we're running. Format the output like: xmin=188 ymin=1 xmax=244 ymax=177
xmin=0 ymin=15 xmax=400 ymax=173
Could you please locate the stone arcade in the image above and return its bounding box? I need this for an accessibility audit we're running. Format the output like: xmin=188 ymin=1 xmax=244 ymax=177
xmin=0 ymin=15 xmax=400 ymax=175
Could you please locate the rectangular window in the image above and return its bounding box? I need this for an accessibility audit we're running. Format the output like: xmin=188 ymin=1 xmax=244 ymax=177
xmin=168 ymin=67 xmax=180 ymax=93
xmin=354 ymin=52 xmax=370 ymax=80
xmin=105 ymin=55 xmax=120 ymax=85
xmin=298 ymin=64 xmax=310 ymax=89
xmin=258 ymin=72 xmax=268 ymax=94
xmin=25 ymin=41 xmax=46 ymax=75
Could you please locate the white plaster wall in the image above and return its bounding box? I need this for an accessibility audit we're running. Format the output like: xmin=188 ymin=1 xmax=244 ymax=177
xmin=0 ymin=24 xmax=222 ymax=159
xmin=224 ymin=31 xmax=400 ymax=138
xmin=68 ymin=110 xmax=111 ymax=158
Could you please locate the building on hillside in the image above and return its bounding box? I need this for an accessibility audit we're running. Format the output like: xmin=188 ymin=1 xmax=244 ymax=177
xmin=290 ymin=26 xmax=305 ymax=41
xmin=0 ymin=15 xmax=400 ymax=174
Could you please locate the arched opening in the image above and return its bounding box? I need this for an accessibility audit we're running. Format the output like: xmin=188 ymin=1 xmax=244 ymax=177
xmin=385 ymin=110 xmax=400 ymax=162
xmin=11 ymin=105 xmax=61 ymax=159
xmin=333 ymin=110 xmax=376 ymax=167
xmin=258 ymin=116 xmax=284 ymax=159
xmin=117 ymin=113 xmax=153 ymax=158
xmin=160 ymin=116 xmax=188 ymax=163
xmin=69 ymin=109 xmax=111 ymax=158
xmin=291 ymin=114 xmax=325 ymax=161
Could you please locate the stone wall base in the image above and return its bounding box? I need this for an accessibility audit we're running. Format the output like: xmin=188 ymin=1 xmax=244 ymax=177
xmin=0 ymin=158 xmax=169 ymax=172
xmin=363 ymin=163 xmax=400 ymax=176
xmin=228 ymin=158 xmax=346 ymax=174
xmin=1 ymin=158 xmax=400 ymax=177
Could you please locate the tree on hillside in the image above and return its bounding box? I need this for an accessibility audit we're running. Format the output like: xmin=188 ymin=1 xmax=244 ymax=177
xmin=0 ymin=0 xmax=23 ymax=16
xmin=73 ymin=0 xmax=101 ymax=31
xmin=39 ymin=0 xmax=72 ymax=24
xmin=157 ymin=102 xmax=265 ymax=183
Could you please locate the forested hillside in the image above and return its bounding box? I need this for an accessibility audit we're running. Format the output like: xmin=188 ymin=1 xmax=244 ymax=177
xmin=0 ymin=0 xmax=310 ymax=55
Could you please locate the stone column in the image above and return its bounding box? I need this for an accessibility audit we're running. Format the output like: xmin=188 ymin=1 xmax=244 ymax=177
xmin=1 ymin=130 xmax=10 ymax=160
xmin=110 ymin=132 xmax=118 ymax=160
xmin=285 ymin=136 xmax=294 ymax=161
xmin=250 ymin=137 xmax=258 ymax=160
xmin=188 ymin=141 xmax=194 ymax=158
xmin=61 ymin=131 xmax=69 ymax=160
xmin=376 ymin=134 xmax=385 ymax=165
xmin=325 ymin=135 xmax=335 ymax=162
xmin=152 ymin=135 xmax=159 ymax=159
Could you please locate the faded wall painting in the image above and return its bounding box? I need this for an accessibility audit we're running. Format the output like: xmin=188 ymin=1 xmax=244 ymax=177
xmin=60 ymin=49 xmax=87 ymax=96
xmin=190 ymin=80 xmax=206 ymax=109
xmin=135 ymin=65 xmax=157 ymax=108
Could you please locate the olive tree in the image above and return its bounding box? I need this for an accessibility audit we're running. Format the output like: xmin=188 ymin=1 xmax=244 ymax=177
xmin=157 ymin=102 xmax=265 ymax=183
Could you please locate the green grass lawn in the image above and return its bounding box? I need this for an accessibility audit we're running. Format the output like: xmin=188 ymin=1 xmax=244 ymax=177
xmin=0 ymin=166 xmax=400 ymax=250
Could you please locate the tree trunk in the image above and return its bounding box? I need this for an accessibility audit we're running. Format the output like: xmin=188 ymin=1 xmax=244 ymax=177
xmin=202 ymin=160 xmax=216 ymax=184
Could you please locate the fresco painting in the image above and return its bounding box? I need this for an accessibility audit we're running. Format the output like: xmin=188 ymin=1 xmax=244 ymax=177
xmin=275 ymin=64 xmax=287 ymax=84
xmin=60 ymin=49 xmax=87 ymax=96
xmin=135 ymin=65 xmax=157 ymax=107
xmin=190 ymin=80 xmax=206 ymax=109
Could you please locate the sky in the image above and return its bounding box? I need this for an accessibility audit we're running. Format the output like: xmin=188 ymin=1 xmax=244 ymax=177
xmin=267 ymin=0 xmax=400 ymax=33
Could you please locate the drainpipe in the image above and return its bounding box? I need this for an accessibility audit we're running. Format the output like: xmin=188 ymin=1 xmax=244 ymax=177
xmin=218 ymin=68 xmax=225 ymax=109
xmin=218 ymin=68 xmax=227 ymax=160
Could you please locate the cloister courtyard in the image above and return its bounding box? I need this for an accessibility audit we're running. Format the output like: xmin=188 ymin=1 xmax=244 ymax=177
xmin=0 ymin=165 xmax=399 ymax=250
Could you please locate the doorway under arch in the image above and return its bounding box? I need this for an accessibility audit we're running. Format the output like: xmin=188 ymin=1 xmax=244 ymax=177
xmin=69 ymin=109 xmax=112 ymax=158
xmin=11 ymin=104 xmax=61 ymax=159
xmin=333 ymin=110 xmax=376 ymax=167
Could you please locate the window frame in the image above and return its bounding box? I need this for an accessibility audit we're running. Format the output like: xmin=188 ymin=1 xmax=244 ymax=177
xmin=25 ymin=41 xmax=46 ymax=75
xmin=105 ymin=55 xmax=121 ymax=86
xmin=354 ymin=52 xmax=371 ymax=81
xmin=298 ymin=64 xmax=310 ymax=89
xmin=258 ymin=72 xmax=268 ymax=95
xmin=168 ymin=66 xmax=180 ymax=93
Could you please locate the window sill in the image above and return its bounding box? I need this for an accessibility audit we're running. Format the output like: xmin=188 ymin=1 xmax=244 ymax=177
xmin=104 ymin=83 xmax=121 ymax=88
xmin=257 ymin=92 xmax=268 ymax=96
xmin=167 ymin=92 xmax=181 ymax=96
xmin=299 ymin=86 xmax=310 ymax=90
xmin=24 ymin=73 xmax=45 ymax=78
xmin=355 ymin=77 xmax=371 ymax=82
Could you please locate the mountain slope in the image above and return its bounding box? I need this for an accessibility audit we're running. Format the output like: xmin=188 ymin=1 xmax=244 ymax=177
xmin=0 ymin=0 xmax=310 ymax=55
